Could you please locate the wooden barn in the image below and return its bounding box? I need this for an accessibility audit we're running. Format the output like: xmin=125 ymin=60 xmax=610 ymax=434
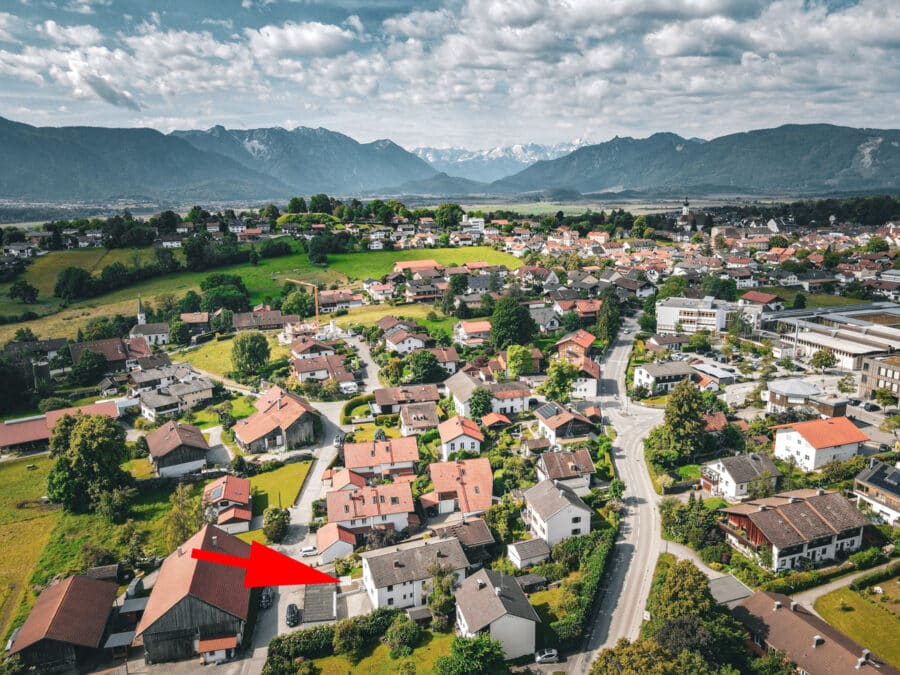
xmin=8 ymin=575 xmax=117 ymax=672
xmin=146 ymin=421 xmax=209 ymax=477
xmin=135 ymin=525 xmax=251 ymax=664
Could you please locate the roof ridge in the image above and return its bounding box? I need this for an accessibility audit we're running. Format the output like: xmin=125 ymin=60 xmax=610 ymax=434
xmin=802 ymin=498 xmax=839 ymax=535
xmin=45 ymin=576 xmax=73 ymax=638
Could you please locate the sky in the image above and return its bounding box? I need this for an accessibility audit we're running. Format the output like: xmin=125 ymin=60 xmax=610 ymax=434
xmin=0 ymin=0 xmax=898 ymax=149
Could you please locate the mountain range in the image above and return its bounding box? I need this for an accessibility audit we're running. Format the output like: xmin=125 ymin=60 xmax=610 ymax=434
xmin=413 ymin=142 xmax=585 ymax=182
xmin=0 ymin=116 xmax=897 ymax=203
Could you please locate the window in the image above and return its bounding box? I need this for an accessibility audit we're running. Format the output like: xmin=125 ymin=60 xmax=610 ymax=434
xmin=474 ymin=486 xmax=480 ymax=494
xmin=572 ymin=528 xmax=581 ymax=535
xmin=382 ymin=515 xmax=387 ymax=521
xmin=387 ymin=585 xmax=393 ymax=591
xmin=387 ymin=598 xmax=394 ymax=605
xmin=391 ymin=496 xmax=399 ymax=504
xmin=572 ymin=516 xmax=581 ymax=524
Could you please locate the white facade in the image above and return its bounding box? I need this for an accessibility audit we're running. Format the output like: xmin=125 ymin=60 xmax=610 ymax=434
xmin=773 ymin=429 xmax=861 ymax=472
xmin=571 ymin=375 xmax=599 ymax=399
xmin=701 ymin=461 xmax=778 ymax=501
xmin=332 ymin=510 xmax=409 ymax=532
xmin=362 ymin=560 xmax=464 ymax=610
xmin=491 ymin=394 xmax=529 ymax=416
xmin=319 ymin=539 xmax=354 ymax=565
xmin=441 ymin=433 xmax=482 ymax=461
xmin=769 ymin=528 xmax=864 ymax=571
xmin=655 ymin=296 xmax=728 ymax=335
xmin=507 ymin=543 xmax=550 ymax=569
xmin=525 ymin=500 xmax=592 ymax=547
xmin=154 ymin=457 xmax=206 ymax=478
xmin=456 ymin=609 xmax=535 ymax=660
xmin=385 ymin=335 xmax=426 ymax=354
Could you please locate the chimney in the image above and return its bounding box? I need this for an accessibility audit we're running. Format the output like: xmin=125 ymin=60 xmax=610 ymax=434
xmin=178 ymin=546 xmax=184 ymax=556
xmin=812 ymin=635 xmax=823 ymax=648
xmin=495 ymin=587 xmax=502 ymax=596
xmin=211 ymin=535 xmax=218 ymax=548
xmin=773 ymin=601 xmax=782 ymax=611
xmin=759 ymin=505 xmax=769 ymax=512
xmin=790 ymin=601 xmax=799 ymax=612
xmin=788 ymin=497 xmax=798 ymax=503
xmin=816 ymin=487 xmax=825 ymax=496
xmin=476 ymin=578 xmax=486 ymax=589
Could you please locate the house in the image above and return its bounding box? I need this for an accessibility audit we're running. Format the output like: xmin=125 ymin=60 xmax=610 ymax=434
xmin=361 ymin=538 xmax=468 ymax=610
xmin=632 ymin=361 xmax=694 ymax=394
xmin=372 ymin=384 xmax=440 ymax=415
xmin=529 ymin=306 xmax=561 ymax=333
xmin=655 ymin=296 xmax=728 ymax=334
xmin=507 ymin=538 xmax=551 ymax=570
xmin=290 ymin=354 xmax=358 ymax=394
xmin=536 ymin=448 xmax=596 ymax=496
xmin=482 ymin=412 xmax=511 ymax=430
xmin=136 ymin=525 xmax=250 ymax=664
xmin=139 ymin=378 xmax=214 ymax=421
xmin=428 ymin=518 xmax=496 ymax=565
xmin=720 ymin=489 xmax=870 ymax=571
xmin=399 ymin=402 xmax=440 ymax=436
xmin=202 ymin=476 xmax=252 ymax=534
xmin=422 ymin=458 xmax=493 ymax=518
xmin=455 ymin=568 xmax=540 ymax=660
xmin=428 ymin=347 xmax=461 ymax=374
xmin=146 ymin=421 xmax=209 ymax=477
xmin=522 ymin=479 xmax=593 ymax=546
xmin=8 ymin=576 xmax=118 ymax=672
xmin=571 ymin=357 xmax=601 ymax=399
xmin=438 ymin=416 xmax=484 ymax=461
xmin=766 ymin=379 xmax=847 ymax=418
xmin=69 ymin=336 xmax=150 ymax=372
xmin=534 ymin=402 xmax=595 ymax=445
xmin=129 ymin=322 xmax=170 ymax=346
xmin=772 ymin=417 xmax=869 ymax=472
xmin=738 ymin=290 xmax=784 ymax=312
xmin=180 ymin=312 xmax=210 ymax=334
xmin=342 ymin=437 xmax=419 ymax=477
xmin=853 ymin=458 xmax=900 ymax=526
xmin=384 ymin=329 xmax=430 ymax=355
xmin=0 ymin=401 xmax=120 ymax=454
xmin=316 ymin=522 xmax=358 ymax=564
xmin=326 ymin=482 xmax=414 ymax=532
xmin=232 ymin=386 xmax=317 ymax=453
xmin=700 ymin=454 xmax=781 ymax=502
xmin=232 ymin=309 xmax=299 ymax=332
xmin=555 ymin=329 xmax=595 ymax=364
xmin=290 ymin=337 xmax=335 ymax=360
xmin=645 ymin=333 xmax=692 ymax=353
xmin=318 ymin=290 xmax=364 ymax=313
xmin=445 ymin=371 xmax=531 ymax=418
xmin=732 ymin=591 xmax=900 ymax=675
xmin=453 ymin=319 xmax=492 ymax=347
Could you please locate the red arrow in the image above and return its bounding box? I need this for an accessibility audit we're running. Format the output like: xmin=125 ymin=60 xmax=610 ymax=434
xmin=191 ymin=541 xmax=339 ymax=588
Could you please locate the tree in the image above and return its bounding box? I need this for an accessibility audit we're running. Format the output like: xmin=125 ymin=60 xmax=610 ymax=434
xmin=810 ymin=349 xmax=837 ymax=373
xmin=281 ymin=290 xmax=315 ymax=318
xmin=748 ymin=650 xmax=796 ymax=675
xmin=837 ymin=374 xmax=857 ymax=395
xmin=231 ymin=331 xmax=270 ymax=376
xmin=263 ymin=507 xmax=290 ymax=543
xmin=596 ymin=287 xmax=622 ymax=344
xmin=54 ymin=267 xmax=94 ymax=301
xmin=490 ymin=297 xmax=536 ymax=350
xmin=434 ymin=635 xmax=508 ymax=675
xmin=664 ymin=379 xmax=706 ymax=462
xmin=96 ymin=486 xmax=137 ymax=524
xmin=405 ymin=350 xmax=444 ymax=384
xmin=9 ymin=278 xmax=38 ymax=303
xmin=384 ymin=614 xmax=420 ymax=658
xmin=792 ymin=292 xmax=806 ymax=309
xmin=434 ymin=203 xmax=464 ymax=228
xmin=211 ymin=308 xmax=234 ymax=333
xmin=13 ymin=327 xmax=38 ymax=342
xmin=687 ymin=331 xmax=711 ymax=352
xmin=308 ymin=193 xmax=332 ymax=214
xmin=287 ymin=196 xmax=307 ymax=213
xmin=591 ymin=637 xmax=674 ymax=675
xmin=768 ymin=235 xmax=789 ymax=249
xmin=505 ymin=344 xmax=534 ymax=378
xmin=164 ymin=483 xmax=204 ymax=551
xmin=69 ymin=349 xmax=108 ymax=386
xmin=639 ymin=313 xmax=657 ymax=333
xmin=874 ymin=387 xmax=899 ymax=408
xmin=865 ymin=236 xmax=889 ymax=253
xmin=46 ymin=414 xmax=130 ymax=513
xmin=537 ymin=359 xmax=578 ymax=404
xmin=609 ymin=478 xmax=625 ymax=499
xmin=468 ymin=387 xmax=493 ymax=419
xmin=427 ymin=563 xmax=457 ymax=631
xmin=169 ymin=319 xmax=190 ymax=346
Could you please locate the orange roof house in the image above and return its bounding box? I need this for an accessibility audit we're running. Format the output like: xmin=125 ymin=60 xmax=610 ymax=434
xmin=423 ymin=457 xmax=493 ymax=516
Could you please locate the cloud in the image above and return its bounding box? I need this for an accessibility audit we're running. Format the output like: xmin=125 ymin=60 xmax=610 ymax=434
xmin=201 ymin=18 xmax=234 ymax=30
xmin=66 ymin=60 xmax=142 ymax=109
xmin=0 ymin=12 xmax=24 ymax=43
xmin=383 ymin=9 xmax=456 ymax=39
xmin=244 ymin=21 xmax=356 ymax=58
xmin=63 ymin=0 xmax=112 ymax=15
xmin=38 ymin=20 xmax=102 ymax=46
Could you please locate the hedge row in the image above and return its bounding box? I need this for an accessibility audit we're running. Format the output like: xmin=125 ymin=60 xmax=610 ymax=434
xmin=850 ymin=560 xmax=900 ymax=591
xmin=761 ymin=548 xmax=890 ymax=595
xmin=264 ymin=607 xmax=398 ymax=674
xmin=340 ymin=393 xmax=375 ymax=424
xmin=550 ymin=518 xmax=619 ymax=645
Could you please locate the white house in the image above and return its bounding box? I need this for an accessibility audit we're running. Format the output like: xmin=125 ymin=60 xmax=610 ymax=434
xmin=772 ymin=417 xmax=868 ymax=472
xmin=571 ymin=358 xmax=601 ymax=399
xmin=853 ymin=459 xmax=900 ymax=527
xmin=455 ymin=569 xmax=540 ymax=660
xmin=316 ymin=523 xmax=357 ymax=564
xmin=326 ymin=482 xmax=414 ymax=532
xmin=700 ymin=453 xmax=781 ymax=502
xmin=445 ymin=372 xmax=530 ymax=419
xmin=361 ymin=538 xmax=468 ymax=609
xmin=522 ymin=480 xmax=593 ymax=547
xmin=655 ymin=296 xmax=728 ymax=335
xmin=536 ymin=448 xmax=596 ymax=497
xmin=384 ymin=330 xmax=428 ymax=355
xmin=129 ymin=322 xmax=170 ymax=346
xmin=632 ymin=361 xmax=694 ymax=394
xmin=438 ymin=416 xmax=484 ymax=461
xmin=507 ymin=538 xmax=551 ymax=570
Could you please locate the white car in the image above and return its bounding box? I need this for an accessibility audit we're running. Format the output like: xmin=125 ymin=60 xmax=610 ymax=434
xmin=535 ymin=648 xmax=559 ymax=664
xmin=300 ymin=546 xmax=318 ymax=557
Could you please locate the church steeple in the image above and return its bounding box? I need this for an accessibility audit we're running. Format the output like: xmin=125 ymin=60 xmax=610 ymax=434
xmin=137 ymin=295 xmax=146 ymax=325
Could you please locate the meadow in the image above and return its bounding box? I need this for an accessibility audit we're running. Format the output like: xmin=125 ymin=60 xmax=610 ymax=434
xmin=815 ymin=584 xmax=900 ymax=668
xmin=313 ymin=630 xmax=454 ymax=675
xmin=327 ymin=246 xmax=520 ymax=281
xmin=249 ymin=460 xmax=312 ymax=515
xmin=177 ymin=334 xmax=290 ymax=379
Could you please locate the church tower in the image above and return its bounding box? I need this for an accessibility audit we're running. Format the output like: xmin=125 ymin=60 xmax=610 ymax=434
xmin=137 ymin=295 xmax=146 ymax=325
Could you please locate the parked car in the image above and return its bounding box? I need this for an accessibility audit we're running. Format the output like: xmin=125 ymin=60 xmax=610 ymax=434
xmin=535 ymin=648 xmax=559 ymax=664
xmin=259 ymin=588 xmax=273 ymax=609
xmin=301 ymin=545 xmax=318 ymax=557
xmin=848 ymin=399 xmax=861 ymax=406
xmin=333 ymin=434 xmax=344 ymax=448
xmin=286 ymin=603 xmax=301 ymax=627
xmin=863 ymin=402 xmax=881 ymax=412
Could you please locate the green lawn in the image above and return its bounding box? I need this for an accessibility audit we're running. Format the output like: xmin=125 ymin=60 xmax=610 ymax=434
xmin=349 ymin=423 xmax=401 ymax=442
xmin=755 ymin=286 xmax=860 ymax=309
xmin=236 ymin=529 xmax=269 ymax=545
xmin=327 ymin=246 xmax=521 ymax=281
xmin=177 ymin=335 xmax=290 ymax=379
xmin=677 ymin=464 xmax=701 ymax=481
xmin=124 ymin=457 xmax=155 ymax=480
xmin=314 ymin=630 xmax=454 ymax=675
xmin=335 ymin=303 xmax=452 ymax=332
xmin=0 ymin=457 xmax=61 ymax=642
xmin=815 ymin=586 xmax=900 ymax=668
xmin=530 ymin=586 xmax=562 ymax=649
xmin=704 ymin=497 xmax=728 ymax=510
xmin=249 ymin=461 xmax=312 ymax=516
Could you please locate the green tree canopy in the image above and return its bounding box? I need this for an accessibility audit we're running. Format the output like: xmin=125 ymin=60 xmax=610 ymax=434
xmin=164 ymin=483 xmax=204 ymax=551
xmin=468 ymin=387 xmax=493 ymax=419
xmin=405 ymin=350 xmax=445 ymax=384
xmin=664 ymin=379 xmax=706 ymax=462
xmin=434 ymin=634 xmax=508 ymax=675
xmin=69 ymin=349 xmax=108 ymax=386
xmin=263 ymin=507 xmax=290 ymax=543
xmin=490 ymin=297 xmax=536 ymax=350
xmin=810 ymin=349 xmax=837 ymax=373
xmin=434 ymin=203 xmax=464 ymax=228
xmin=505 ymin=344 xmax=535 ymax=378
xmin=537 ymin=359 xmax=578 ymax=404
xmin=231 ymin=331 xmax=270 ymax=376
xmin=9 ymin=278 xmax=38 ymax=304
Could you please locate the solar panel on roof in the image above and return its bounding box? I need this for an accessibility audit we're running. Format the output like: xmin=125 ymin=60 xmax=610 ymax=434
xmin=209 ymin=486 xmax=224 ymax=501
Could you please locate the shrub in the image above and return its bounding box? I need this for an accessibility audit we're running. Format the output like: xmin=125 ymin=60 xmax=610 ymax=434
xmin=340 ymin=393 xmax=375 ymax=423
xmin=529 ymin=561 xmax=568 ymax=582
xmin=850 ymin=560 xmax=900 ymax=591
xmin=849 ymin=547 xmax=886 ymax=570
xmin=263 ymin=507 xmax=290 ymax=543
xmin=762 ymin=570 xmax=823 ymax=594
xmin=384 ymin=615 xmax=421 ymax=658
xmin=268 ymin=624 xmax=335 ymax=661
xmin=38 ymin=397 xmax=71 ymax=413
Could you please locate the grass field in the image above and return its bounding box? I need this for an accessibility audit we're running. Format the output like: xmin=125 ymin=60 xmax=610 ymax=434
xmin=249 ymin=461 xmax=312 ymax=516
xmin=677 ymin=464 xmax=701 ymax=481
xmin=236 ymin=529 xmax=269 ymax=545
xmin=314 ymin=630 xmax=454 ymax=674
xmin=327 ymin=246 xmax=520 ymax=281
xmin=187 ymin=395 xmax=257 ymax=428
xmin=349 ymin=423 xmax=401 ymax=442
xmin=124 ymin=457 xmax=155 ymax=480
xmin=755 ymin=286 xmax=860 ymax=309
xmin=335 ymin=303 xmax=453 ymax=333
xmin=0 ymin=457 xmax=61 ymax=642
xmin=178 ymin=335 xmax=290 ymax=379
xmin=815 ymin=586 xmax=900 ymax=668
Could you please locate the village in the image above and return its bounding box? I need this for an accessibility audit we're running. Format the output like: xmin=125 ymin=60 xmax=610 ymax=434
xmin=0 ymin=196 xmax=899 ymax=675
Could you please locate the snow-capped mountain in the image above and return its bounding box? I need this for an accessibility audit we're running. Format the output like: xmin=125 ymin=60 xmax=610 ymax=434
xmin=413 ymin=142 xmax=588 ymax=182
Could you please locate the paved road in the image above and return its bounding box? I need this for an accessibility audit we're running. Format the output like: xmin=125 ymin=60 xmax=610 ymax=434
xmin=569 ymin=319 xmax=665 ymax=673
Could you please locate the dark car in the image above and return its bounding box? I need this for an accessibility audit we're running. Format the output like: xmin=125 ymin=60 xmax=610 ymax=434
xmin=848 ymin=399 xmax=861 ymax=407
xmin=863 ymin=402 xmax=881 ymax=412
xmin=286 ymin=603 xmax=301 ymax=627
xmin=259 ymin=588 xmax=273 ymax=609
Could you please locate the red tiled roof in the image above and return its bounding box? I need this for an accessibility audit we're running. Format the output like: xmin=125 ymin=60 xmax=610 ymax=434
xmin=428 ymin=458 xmax=493 ymax=514
xmin=741 ymin=290 xmax=780 ymax=304
xmin=326 ymin=482 xmax=414 ymax=523
xmin=481 ymin=412 xmax=511 ymax=428
xmin=203 ymin=475 xmax=251 ymax=506
xmin=316 ymin=522 xmax=357 ymax=551
xmin=217 ymin=506 xmax=252 ymax=525
xmin=555 ymin=329 xmax=595 ymax=350
xmin=438 ymin=416 xmax=484 ymax=444
xmin=771 ymin=416 xmax=868 ymax=450
xmin=703 ymin=411 xmax=729 ymax=433
xmin=232 ymin=386 xmax=315 ymax=445
xmin=198 ymin=636 xmax=238 ymax=652
xmin=136 ymin=525 xmax=251 ymax=637
xmin=1 ymin=401 xmax=120 ymax=449
xmin=10 ymin=576 xmax=117 ymax=655
xmin=342 ymin=437 xmax=419 ymax=471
